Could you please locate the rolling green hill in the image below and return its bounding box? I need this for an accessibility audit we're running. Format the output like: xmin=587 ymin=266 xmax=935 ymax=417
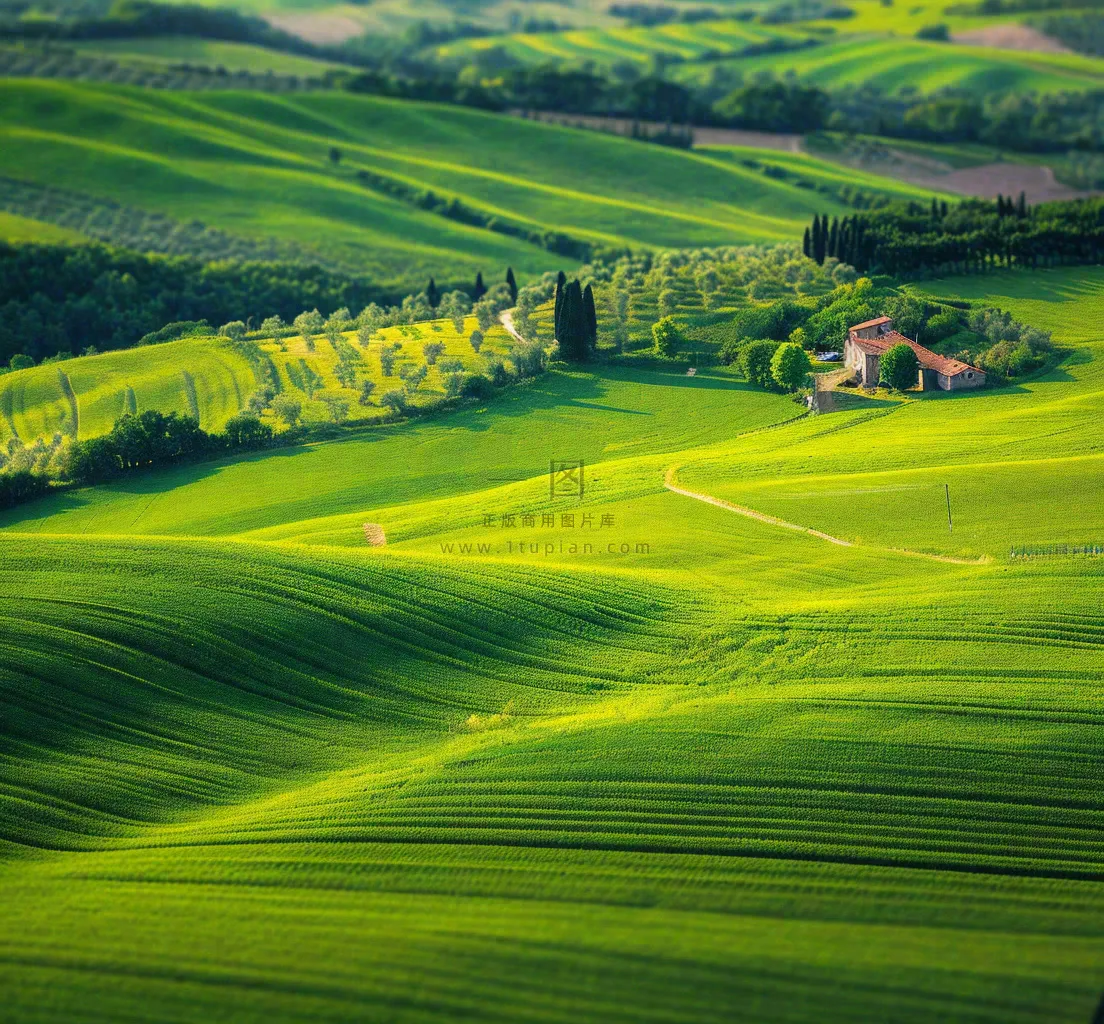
xmin=0 ymin=335 xmax=256 ymax=444
xmin=0 ymin=267 xmax=1102 ymax=1021
xmin=671 ymin=34 xmax=1104 ymax=95
xmin=432 ymin=18 xmax=813 ymax=66
xmin=0 ymin=316 xmax=524 ymax=445
xmin=0 ymin=79 xmax=938 ymax=291
xmin=69 ymin=35 xmax=348 ymax=75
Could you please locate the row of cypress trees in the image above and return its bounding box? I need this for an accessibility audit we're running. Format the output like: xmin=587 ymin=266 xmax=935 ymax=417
xmin=553 ymin=270 xmax=598 ymax=362
xmin=803 ymin=213 xmax=869 ymax=268
xmin=424 ymin=267 xmax=519 ymax=308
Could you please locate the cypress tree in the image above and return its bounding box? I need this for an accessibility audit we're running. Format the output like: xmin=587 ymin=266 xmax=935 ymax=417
xmin=505 ymin=267 xmax=518 ymax=304
xmin=813 ymin=214 xmax=826 ymax=265
xmin=802 ymin=226 xmax=811 ymax=259
xmin=1016 ymin=191 xmax=1028 ymax=218
xmin=554 ymin=270 xmax=567 ymax=340
xmin=472 ymin=272 xmax=486 ymax=301
xmin=582 ymin=282 xmax=598 ymax=353
xmin=426 ymin=277 xmax=439 ymax=308
xmin=559 ymin=280 xmax=586 ymax=362
xmin=828 ymin=217 xmax=839 ymax=260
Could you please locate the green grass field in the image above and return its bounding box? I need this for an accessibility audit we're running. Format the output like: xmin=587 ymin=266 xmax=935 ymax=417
xmin=0 ymin=336 xmax=256 ymax=444
xmin=672 ymin=34 xmax=1104 ymax=95
xmin=432 ymin=18 xmax=811 ymax=66
xmin=70 ymin=36 xmax=348 ymax=76
xmin=0 ymin=209 xmax=87 ymax=244
xmin=1 ymin=266 xmax=1103 ymax=1021
xmin=0 ymin=79 xmax=941 ymax=291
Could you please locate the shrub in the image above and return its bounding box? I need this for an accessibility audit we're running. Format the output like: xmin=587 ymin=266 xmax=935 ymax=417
xmin=923 ymin=310 xmax=962 ymax=344
xmin=422 ymin=342 xmax=445 ymax=365
xmin=879 ymin=342 xmax=919 ymax=391
xmin=0 ymin=470 xmax=50 ymax=509
xmin=484 ymin=358 xmax=512 ymax=388
xmin=271 ymin=394 xmax=301 ymax=427
xmin=319 ymin=394 xmax=350 ymax=423
xmin=219 ymin=320 xmax=246 ymax=341
xmin=652 ymin=316 xmax=682 ymax=358
xmin=403 ymin=364 xmax=429 ymax=394
xmin=916 ymin=23 xmax=949 ymax=39
xmin=260 ymin=315 xmax=288 ymax=339
xmin=380 ymin=389 xmax=407 ymax=414
xmin=223 ymin=413 xmax=273 ymax=448
xmin=9 ymin=354 xmax=33 ymax=371
xmin=770 ymin=342 xmax=812 ymax=391
xmin=461 ymin=373 xmax=495 ymax=400
xmin=138 ymin=320 xmax=210 ymax=346
xmin=742 ymin=339 xmax=781 ymax=387
xmin=469 ymin=329 xmax=484 ymax=352
xmin=509 ymin=340 xmax=546 ymax=378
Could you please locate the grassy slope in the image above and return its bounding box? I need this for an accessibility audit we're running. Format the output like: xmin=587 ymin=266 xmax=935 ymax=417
xmin=0 ymin=336 xmax=256 ymax=444
xmin=0 ymin=210 xmax=88 ymax=244
xmin=433 ymin=18 xmax=809 ymax=65
xmin=70 ymin=36 xmax=347 ymax=75
xmin=0 ymin=79 xmax=937 ymax=287
xmin=0 ymin=316 xmax=521 ymax=444
xmin=435 ymin=0 xmax=1104 ymax=95
xmin=1 ymin=268 xmax=1102 ymax=1022
xmin=672 ymin=34 xmax=1104 ymax=94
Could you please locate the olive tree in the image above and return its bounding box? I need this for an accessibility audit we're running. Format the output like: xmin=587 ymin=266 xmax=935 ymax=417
xmin=770 ymin=342 xmax=813 ymax=392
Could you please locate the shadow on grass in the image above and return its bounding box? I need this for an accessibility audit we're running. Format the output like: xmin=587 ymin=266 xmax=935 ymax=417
xmin=0 ymin=364 xmax=769 ymax=532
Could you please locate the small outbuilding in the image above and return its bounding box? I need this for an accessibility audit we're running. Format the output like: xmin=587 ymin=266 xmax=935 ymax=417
xmin=844 ymin=316 xmax=985 ymax=391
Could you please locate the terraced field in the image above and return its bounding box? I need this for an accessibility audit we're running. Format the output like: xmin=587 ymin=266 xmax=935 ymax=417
xmin=432 ymin=18 xmax=811 ymax=66
xmin=1 ymin=267 xmax=1102 ymax=1021
xmin=671 ymin=34 xmax=1104 ymax=95
xmin=0 ymin=79 xmax=938 ymax=291
xmin=0 ymin=316 xmax=524 ymax=444
xmin=0 ymin=336 xmax=255 ymax=444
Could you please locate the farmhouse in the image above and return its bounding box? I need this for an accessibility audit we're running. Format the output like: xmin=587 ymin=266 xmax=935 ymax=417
xmin=844 ymin=316 xmax=985 ymax=391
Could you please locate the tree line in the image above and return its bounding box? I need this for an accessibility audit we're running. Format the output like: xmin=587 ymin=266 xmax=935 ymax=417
xmin=803 ymin=196 xmax=1104 ymax=278
xmin=0 ymin=241 xmax=516 ymax=366
xmin=0 ymin=408 xmax=275 ymax=510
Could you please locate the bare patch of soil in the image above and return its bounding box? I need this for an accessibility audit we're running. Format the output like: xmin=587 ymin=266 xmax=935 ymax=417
xmin=514 ymin=111 xmax=803 ymax=152
xmin=908 ymin=162 xmax=1091 ymax=203
xmin=266 ymin=12 xmax=364 ymax=43
xmin=952 ymin=23 xmax=1073 ymax=54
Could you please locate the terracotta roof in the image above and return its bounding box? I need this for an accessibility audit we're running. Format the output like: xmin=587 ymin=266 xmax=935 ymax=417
xmin=849 ymin=331 xmax=982 ymax=378
xmin=849 ymin=316 xmax=892 ymax=331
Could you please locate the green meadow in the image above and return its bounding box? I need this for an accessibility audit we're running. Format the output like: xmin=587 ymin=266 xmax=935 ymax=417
xmin=0 ymin=79 xmax=939 ymax=290
xmin=70 ymin=36 xmax=347 ymax=76
xmin=671 ymin=34 xmax=1104 ymax=95
xmin=433 ymin=18 xmax=811 ymax=66
xmin=0 ymin=336 xmax=255 ymax=444
xmin=1 ymin=266 xmax=1103 ymax=1020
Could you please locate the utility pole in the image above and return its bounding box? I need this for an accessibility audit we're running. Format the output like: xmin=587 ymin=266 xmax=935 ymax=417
xmin=945 ymin=483 xmax=953 ymax=534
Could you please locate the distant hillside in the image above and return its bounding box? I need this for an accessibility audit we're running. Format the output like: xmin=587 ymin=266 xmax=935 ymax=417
xmin=0 ymin=79 xmax=937 ymax=292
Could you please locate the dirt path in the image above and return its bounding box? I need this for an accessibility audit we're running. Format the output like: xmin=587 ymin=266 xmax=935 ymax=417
xmin=663 ymin=467 xmax=990 ymax=565
xmin=500 ymin=310 xmax=525 ymax=345
xmin=663 ymin=467 xmax=853 ymax=546
xmin=952 ymin=23 xmax=1073 ymax=55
